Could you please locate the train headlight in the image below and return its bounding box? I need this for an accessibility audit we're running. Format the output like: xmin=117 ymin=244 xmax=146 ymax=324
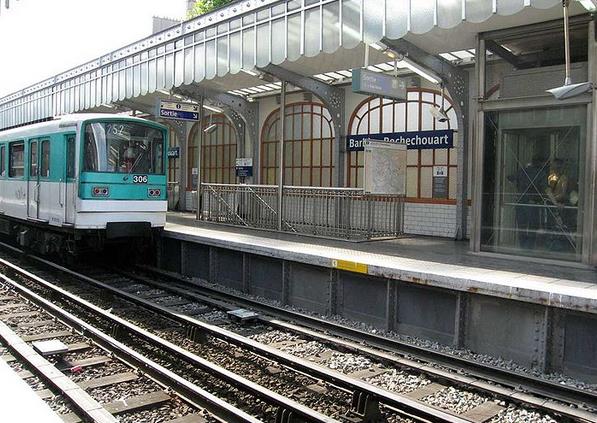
xmin=92 ymin=186 xmax=109 ymax=197
xmin=148 ymin=188 xmax=161 ymax=198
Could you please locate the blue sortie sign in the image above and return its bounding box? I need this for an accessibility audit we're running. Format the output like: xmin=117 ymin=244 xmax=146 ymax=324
xmin=159 ymin=109 xmax=199 ymax=121
xmin=347 ymin=130 xmax=454 ymax=151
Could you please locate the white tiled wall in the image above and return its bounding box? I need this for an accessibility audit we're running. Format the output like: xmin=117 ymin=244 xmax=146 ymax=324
xmin=404 ymin=203 xmax=457 ymax=238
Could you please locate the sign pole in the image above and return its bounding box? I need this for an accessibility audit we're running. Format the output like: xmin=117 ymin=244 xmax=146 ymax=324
xmin=196 ymin=97 xmax=204 ymax=221
xmin=277 ymin=81 xmax=286 ymax=231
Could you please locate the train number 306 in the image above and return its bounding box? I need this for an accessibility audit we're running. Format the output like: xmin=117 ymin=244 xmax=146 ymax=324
xmin=132 ymin=175 xmax=148 ymax=184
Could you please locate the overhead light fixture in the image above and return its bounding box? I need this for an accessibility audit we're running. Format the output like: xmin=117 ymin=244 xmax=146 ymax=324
xmin=371 ymin=42 xmax=441 ymax=84
xmin=400 ymin=57 xmax=441 ymax=85
xmin=203 ymin=104 xmax=222 ymax=113
xmin=204 ymin=123 xmax=217 ymax=133
xmin=547 ymin=0 xmax=594 ymax=100
xmin=430 ymin=84 xmax=450 ymax=123
xmin=578 ymin=0 xmax=597 ymax=12
xmin=156 ymin=89 xmax=171 ymax=96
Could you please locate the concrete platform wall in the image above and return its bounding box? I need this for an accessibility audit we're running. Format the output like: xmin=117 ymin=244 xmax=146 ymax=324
xmin=160 ymin=236 xmax=597 ymax=383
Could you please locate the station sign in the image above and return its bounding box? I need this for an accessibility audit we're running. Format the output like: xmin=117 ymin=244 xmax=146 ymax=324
xmin=159 ymin=101 xmax=199 ymax=121
xmin=167 ymin=146 xmax=180 ymax=158
xmin=347 ymin=129 xmax=454 ymax=152
xmin=235 ymin=157 xmax=253 ymax=178
xmin=352 ymin=68 xmax=407 ymax=101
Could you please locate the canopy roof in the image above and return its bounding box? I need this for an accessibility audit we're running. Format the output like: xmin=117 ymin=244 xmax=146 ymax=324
xmin=0 ymin=0 xmax=589 ymax=129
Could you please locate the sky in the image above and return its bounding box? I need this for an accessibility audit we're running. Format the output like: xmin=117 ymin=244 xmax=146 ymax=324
xmin=0 ymin=0 xmax=188 ymax=97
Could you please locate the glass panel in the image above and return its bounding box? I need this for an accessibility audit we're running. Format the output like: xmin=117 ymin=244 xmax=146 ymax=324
xmin=435 ymin=149 xmax=448 ymax=165
xmin=40 ymin=141 xmax=50 ymax=178
xmin=30 ymin=141 xmax=38 ymax=177
xmin=421 ymin=149 xmax=433 ymax=166
xmin=420 ymin=167 xmax=432 ymax=198
xmin=83 ymin=122 xmax=165 ymax=174
xmin=0 ymin=146 xmax=5 ymax=177
xmin=66 ymin=135 xmax=76 ymax=178
xmin=10 ymin=142 xmax=24 ymax=178
xmin=406 ymin=167 xmax=418 ymax=197
xmin=481 ymin=106 xmax=586 ymax=262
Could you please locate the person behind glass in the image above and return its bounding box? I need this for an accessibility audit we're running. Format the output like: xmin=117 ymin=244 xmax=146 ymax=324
xmin=545 ymin=158 xmax=573 ymax=250
xmin=507 ymin=155 xmax=547 ymax=251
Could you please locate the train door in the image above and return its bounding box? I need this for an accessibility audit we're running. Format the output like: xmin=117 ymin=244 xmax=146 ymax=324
xmin=27 ymin=139 xmax=39 ymax=219
xmin=63 ymin=134 xmax=76 ymax=225
xmin=37 ymin=139 xmax=53 ymax=224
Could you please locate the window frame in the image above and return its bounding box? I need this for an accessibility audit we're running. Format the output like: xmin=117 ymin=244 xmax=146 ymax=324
xmin=39 ymin=139 xmax=50 ymax=179
xmin=0 ymin=144 xmax=6 ymax=178
xmin=9 ymin=140 xmax=25 ymax=179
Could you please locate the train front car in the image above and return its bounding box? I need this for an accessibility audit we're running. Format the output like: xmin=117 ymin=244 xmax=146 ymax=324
xmin=76 ymin=116 xmax=168 ymax=253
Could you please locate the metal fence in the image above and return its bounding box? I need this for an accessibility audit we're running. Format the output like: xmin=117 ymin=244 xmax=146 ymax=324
xmin=199 ymin=183 xmax=404 ymax=241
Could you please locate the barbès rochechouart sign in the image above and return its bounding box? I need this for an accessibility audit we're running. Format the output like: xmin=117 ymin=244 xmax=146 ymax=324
xmin=347 ymin=129 xmax=454 ymax=152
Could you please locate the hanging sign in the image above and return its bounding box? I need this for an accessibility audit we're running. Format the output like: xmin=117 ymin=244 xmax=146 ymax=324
xmin=167 ymin=146 xmax=180 ymax=158
xmin=159 ymin=101 xmax=199 ymax=121
xmin=352 ymin=68 xmax=407 ymax=101
xmin=347 ymin=129 xmax=454 ymax=152
xmin=235 ymin=158 xmax=253 ymax=178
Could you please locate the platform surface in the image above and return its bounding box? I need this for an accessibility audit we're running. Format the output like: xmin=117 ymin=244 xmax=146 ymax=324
xmin=165 ymin=213 xmax=597 ymax=313
xmin=0 ymin=356 xmax=63 ymax=423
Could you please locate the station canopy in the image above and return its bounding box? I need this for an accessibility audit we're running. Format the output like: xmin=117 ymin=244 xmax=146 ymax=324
xmin=0 ymin=0 xmax=591 ymax=128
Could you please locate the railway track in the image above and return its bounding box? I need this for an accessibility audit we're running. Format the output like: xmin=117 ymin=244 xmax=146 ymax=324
xmin=0 ymin=276 xmax=247 ymax=423
xmin=0 ymin=246 xmax=470 ymax=423
xmin=0 ymin=244 xmax=595 ymax=422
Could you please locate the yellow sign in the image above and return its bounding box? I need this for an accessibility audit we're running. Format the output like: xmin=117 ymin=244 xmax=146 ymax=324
xmin=331 ymin=259 xmax=368 ymax=274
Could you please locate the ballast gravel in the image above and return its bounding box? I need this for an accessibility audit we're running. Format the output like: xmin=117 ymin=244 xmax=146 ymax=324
xmin=489 ymin=406 xmax=558 ymax=423
xmin=366 ymin=369 xmax=432 ymax=394
xmin=422 ymin=386 xmax=488 ymax=414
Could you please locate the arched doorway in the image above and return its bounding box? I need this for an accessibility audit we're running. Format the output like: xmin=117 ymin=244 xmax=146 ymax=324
xmin=260 ymin=102 xmax=335 ymax=187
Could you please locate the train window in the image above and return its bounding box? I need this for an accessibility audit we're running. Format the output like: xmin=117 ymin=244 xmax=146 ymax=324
xmin=40 ymin=140 xmax=50 ymax=178
xmin=66 ymin=135 xmax=75 ymax=178
xmin=30 ymin=141 xmax=38 ymax=177
xmin=0 ymin=145 xmax=5 ymax=177
xmin=9 ymin=142 xmax=24 ymax=178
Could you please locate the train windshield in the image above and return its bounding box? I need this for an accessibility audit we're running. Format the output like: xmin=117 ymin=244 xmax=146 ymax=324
xmin=83 ymin=122 xmax=165 ymax=174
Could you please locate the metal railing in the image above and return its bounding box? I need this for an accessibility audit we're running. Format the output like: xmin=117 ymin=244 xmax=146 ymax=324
xmin=199 ymin=183 xmax=404 ymax=241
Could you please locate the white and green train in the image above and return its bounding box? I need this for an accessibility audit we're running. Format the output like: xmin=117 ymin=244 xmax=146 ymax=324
xmin=0 ymin=114 xmax=168 ymax=256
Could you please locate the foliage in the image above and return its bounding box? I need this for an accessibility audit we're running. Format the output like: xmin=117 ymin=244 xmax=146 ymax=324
xmin=187 ymin=0 xmax=234 ymax=18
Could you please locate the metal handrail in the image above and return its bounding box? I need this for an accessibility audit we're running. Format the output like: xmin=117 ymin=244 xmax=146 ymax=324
xmin=200 ymin=183 xmax=404 ymax=241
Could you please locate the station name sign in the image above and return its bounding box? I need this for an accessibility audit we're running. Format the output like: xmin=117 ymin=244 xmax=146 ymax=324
xmin=352 ymin=68 xmax=407 ymax=101
xmin=159 ymin=101 xmax=199 ymax=121
xmin=347 ymin=130 xmax=454 ymax=152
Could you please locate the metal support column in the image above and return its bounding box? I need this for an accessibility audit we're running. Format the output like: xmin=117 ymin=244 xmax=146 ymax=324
xmin=196 ymin=97 xmax=204 ymax=220
xmin=277 ymin=81 xmax=287 ymax=231
xmin=381 ymin=38 xmax=470 ymax=239
xmin=472 ymin=37 xmax=487 ymax=252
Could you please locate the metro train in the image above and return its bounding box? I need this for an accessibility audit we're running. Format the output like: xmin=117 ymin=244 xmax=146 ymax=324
xmin=0 ymin=114 xmax=168 ymax=257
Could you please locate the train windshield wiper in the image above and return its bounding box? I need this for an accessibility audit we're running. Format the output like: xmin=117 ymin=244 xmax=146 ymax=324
xmin=123 ymin=145 xmax=147 ymax=181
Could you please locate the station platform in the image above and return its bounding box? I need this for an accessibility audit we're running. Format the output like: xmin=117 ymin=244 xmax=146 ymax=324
xmin=164 ymin=212 xmax=597 ymax=314
xmin=162 ymin=212 xmax=597 ymax=380
xmin=0 ymin=356 xmax=63 ymax=423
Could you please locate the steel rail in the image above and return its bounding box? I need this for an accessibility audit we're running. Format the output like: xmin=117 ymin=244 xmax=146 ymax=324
xmin=10 ymin=253 xmax=470 ymax=423
xmin=0 ymin=258 xmax=335 ymax=423
xmin=0 ymin=319 xmax=118 ymax=423
xmin=134 ymin=266 xmax=597 ymax=419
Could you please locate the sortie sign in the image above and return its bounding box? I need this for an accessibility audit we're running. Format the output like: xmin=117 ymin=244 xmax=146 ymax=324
xmin=347 ymin=129 xmax=454 ymax=152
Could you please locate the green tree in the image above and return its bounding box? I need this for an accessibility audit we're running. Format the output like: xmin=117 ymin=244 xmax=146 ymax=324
xmin=187 ymin=0 xmax=234 ymax=18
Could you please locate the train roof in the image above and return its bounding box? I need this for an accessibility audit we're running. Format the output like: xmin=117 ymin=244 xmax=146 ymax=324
xmin=0 ymin=114 xmax=165 ymax=141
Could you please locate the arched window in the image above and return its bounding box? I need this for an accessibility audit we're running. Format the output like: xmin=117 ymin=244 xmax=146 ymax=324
xmin=188 ymin=114 xmax=237 ymax=187
xmin=261 ymin=102 xmax=335 ymax=187
xmin=348 ymin=89 xmax=458 ymax=201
